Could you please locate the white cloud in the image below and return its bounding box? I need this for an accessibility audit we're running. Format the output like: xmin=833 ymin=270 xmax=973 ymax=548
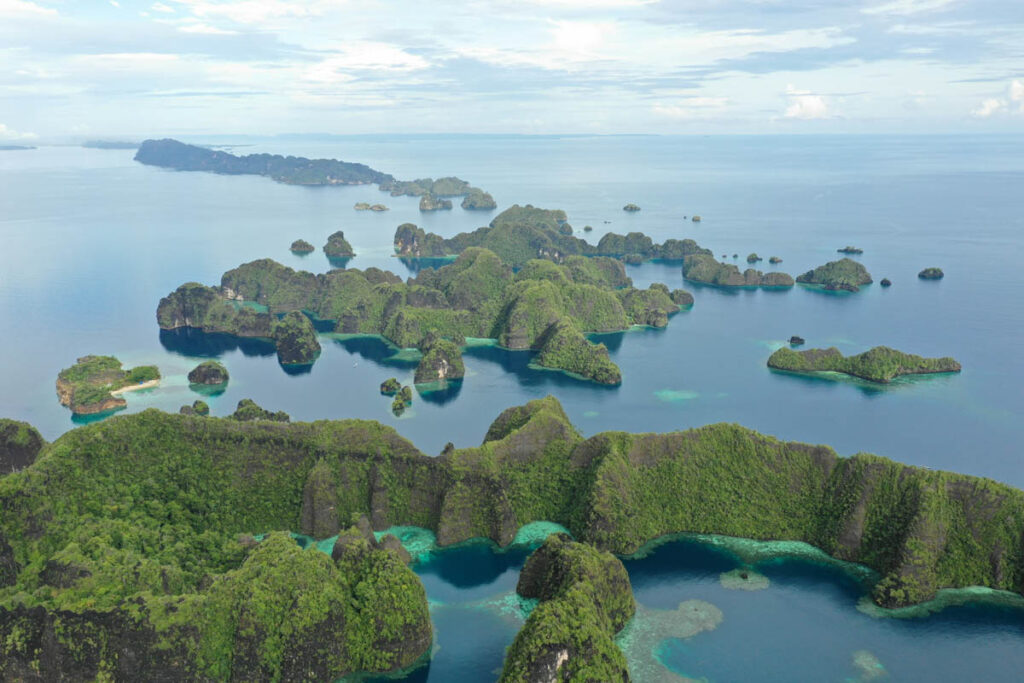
xmin=0 ymin=123 xmax=38 ymax=141
xmin=971 ymin=80 xmax=1024 ymax=118
xmin=0 ymin=0 xmax=56 ymax=16
xmin=110 ymin=0 xmax=120 ymax=6
xmin=653 ymin=97 xmax=728 ymax=119
xmin=862 ymin=0 xmax=957 ymax=16
xmin=784 ymin=84 xmax=830 ymax=119
xmin=152 ymin=2 xmax=175 ymax=12
xmin=169 ymin=0 xmax=326 ymax=25
xmin=179 ymin=21 xmax=237 ymax=34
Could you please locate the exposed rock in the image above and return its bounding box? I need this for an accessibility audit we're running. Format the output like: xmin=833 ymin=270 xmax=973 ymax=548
xmin=414 ymin=339 xmax=465 ymax=384
xmin=419 ymin=194 xmax=453 ymax=211
xmin=323 ymin=230 xmax=355 ymax=259
xmin=0 ymin=419 xmax=45 ymax=476
xmin=623 ymin=203 xmax=641 ymax=212
xmin=302 ymin=460 xmax=340 ymax=538
xmin=769 ymin=256 xmax=783 ymax=264
xmin=918 ymin=267 xmax=944 ymax=280
xmin=290 ymin=238 xmax=315 ymax=253
xmin=881 ymin=278 xmax=892 ymax=287
xmin=789 ymin=336 xmax=805 ymax=346
xmin=187 ymin=360 xmax=229 ymax=385
xmin=692 ymin=215 xmax=702 ymax=222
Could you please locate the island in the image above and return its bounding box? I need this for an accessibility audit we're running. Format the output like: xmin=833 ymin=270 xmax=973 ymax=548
xmin=692 ymin=215 xmax=702 ymax=222
xmin=461 ymin=189 xmax=497 ymax=210
xmin=380 ymin=377 xmax=402 ymax=395
xmin=623 ymin=203 xmax=641 ymax=212
xmin=272 ymin=311 xmax=321 ymax=365
xmin=747 ymin=253 xmax=762 ymax=263
xmin=881 ymin=278 xmax=892 ymax=287
xmin=2 ymin=395 xmax=1023 ymax=681
xmin=56 ymin=355 xmax=160 ymax=415
xmin=583 ymin=225 xmax=593 ymax=232
xmin=0 ymin=419 xmax=45 ymax=476
xmin=418 ymin=194 xmax=453 ymax=211
xmin=500 ymin=534 xmax=634 ymax=681
xmin=789 ymin=335 xmax=805 ymax=345
xmin=354 ymin=202 xmax=388 ymax=211
xmin=323 ymin=230 xmax=355 ymax=259
xmin=392 ymin=386 xmax=413 ymax=415
xmin=179 ymin=399 xmax=210 ymax=416
xmin=381 ymin=176 xmax=471 ymax=197
xmin=0 ymin=145 xmax=36 ymax=151
xmin=837 ymin=246 xmax=864 ymax=254
xmin=919 ymin=267 xmax=944 ymax=280
xmin=187 ymin=360 xmax=229 ymax=385
xmin=796 ymin=257 xmax=873 ymax=292
xmin=767 ymin=345 xmax=961 ymax=383
xmin=683 ymin=252 xmax=795 ymax=288
xmin=290 ymin=238 xmax=315 ymax=253
xmin=414 ymin=337 xmax=465 ymax=384
xmin=394 ymin=204 xmax=719 ymax=268
xmin=157 ymin=247 xmax=686 ymax=383
xmin=769 ymin=256 xmax=783 ymax=264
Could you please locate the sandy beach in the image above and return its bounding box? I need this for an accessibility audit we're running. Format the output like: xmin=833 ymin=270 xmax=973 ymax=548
xmin=109 ymin=379 xmax=160 ymax=396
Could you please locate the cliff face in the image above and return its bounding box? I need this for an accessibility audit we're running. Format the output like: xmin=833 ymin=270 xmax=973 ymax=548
xmin=3 ymin=396 xmax=1021 ymax=622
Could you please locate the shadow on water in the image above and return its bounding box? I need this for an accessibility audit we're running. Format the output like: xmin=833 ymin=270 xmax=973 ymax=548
xmin=767 ymin=367 xmax=888 ymax=397
xmin=326 ymin=256 xmax=353 ymax=269
xmin=330 ymin=336 xmax=419 ymax=367
xmin=280 ymin=362 xmax=314 ymax=376
xmin=159 ymin=328 xmax=275 ymax=358
xmin=415 ymin=379 xmax=463 ymax=406
xmin=416 ymin=541 xmax=532 ymax=591
xmin=396 ymin=257 xmax=458 ymax=274
xmin=463 ymin=344 xmax=621 ymax=392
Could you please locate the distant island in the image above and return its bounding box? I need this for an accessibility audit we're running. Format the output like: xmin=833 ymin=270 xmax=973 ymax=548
xmin=290 ymin=238 xmax=315 ymax=253
xmin=187 ymin=360 xmax=229 ymax=385
xmin=133 ymin=139 xmax=496 ymax=207
xmin=919 ymin=267 xmax=944 ymax=280
xmin=767 ymin=346 xmax=961 ymax=383
xmin=796 ymin=258 xmax=872 ymax=292
xmin=683 ymin=251 xmax=794 ymax=288
xmin=0 ymin=145 xmax=35 ymax=151
xmin=82 ymin=140 xmax=138 ymax=150
xmin=158 ymin=248 xmax=690 ymax=384
xmin=354 ymin=202 xmax=388 ymax=211
xmin=837 ymin=246 xmax=863 ymax=255
xmin=395 ymin=204 xmax=717 ymax=269
xmin=56 ymin=355 xmax=160 ymax=414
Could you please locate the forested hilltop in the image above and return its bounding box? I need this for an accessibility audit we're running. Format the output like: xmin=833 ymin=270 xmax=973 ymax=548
xmin=158 ymin=247 xmax=692 ymax=384
xmin=1 ymin=397 xmax=1022 ymax=679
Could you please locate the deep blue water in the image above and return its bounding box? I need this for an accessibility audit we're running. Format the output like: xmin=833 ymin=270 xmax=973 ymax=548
xmin=2 ymin=135 xmax=1023 ymax=681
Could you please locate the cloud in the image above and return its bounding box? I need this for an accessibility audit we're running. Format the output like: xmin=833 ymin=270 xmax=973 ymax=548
xmin=169 ymin=0 xmax=326 ymax=25
xmin=152 ymin=2 xmax=175 ymax=12
xmin=179 ymin=21 xmax=237 ymax=34
xmin=971 ymin=79 xmax=1024 ymax=118
xmin=783 ymin=84 xmax=829 ymax=119
xmin=0 ymin=0 xmax=56 ymax=16
xmin=652 ymin=97 xmax=728 ymax=119
xmin=0 ymin=122 xmax=38 ymax=140
xmin=862 ymin=0 xmax=957 ymax=16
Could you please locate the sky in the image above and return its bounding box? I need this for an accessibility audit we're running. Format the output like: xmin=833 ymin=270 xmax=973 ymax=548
xmin=1 ymin=0 xmax=1022 ymax=139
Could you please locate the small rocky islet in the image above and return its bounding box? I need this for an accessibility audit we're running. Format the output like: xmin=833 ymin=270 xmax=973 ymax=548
xmin=919 ymin=267 xmax=944 ymax=280
xmin=796 ymin=257 xmax=872 ymax=292
xmin=187 ymin=360 xmax=229 ymax=385
xmin=289 ymin=238 xmax=315 ymax=253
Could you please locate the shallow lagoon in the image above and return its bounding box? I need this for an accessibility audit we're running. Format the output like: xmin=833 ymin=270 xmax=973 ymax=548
xmin=2 ymin=135 xmax=1024 ymax=680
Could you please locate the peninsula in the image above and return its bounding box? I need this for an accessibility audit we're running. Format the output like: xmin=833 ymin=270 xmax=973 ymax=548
xmin=767 ymin=346 xmax=962 ymax=383
xmin=56 ymin=355 xmax=160 ymax=415
xmin=158 ymin=248 xmax=689 ymax=383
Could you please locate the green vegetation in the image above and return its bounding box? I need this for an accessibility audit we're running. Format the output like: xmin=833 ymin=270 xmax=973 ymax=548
xmin=230 ymin=398 xmax=290 ymax=422
xmin=683 ymin=252 xmax=795 ymax=288
xmin=159 ymin=246 xmax=684 ymax=383
xmin=461 ymin=189 xmax=497 ymax=210
xmin=838 ymin=246 xmax=864 ymax=254
xmin=56 ymin=355 xmax=160 ymax=415
xmin=391 ymin=386 xmax=413 ymax=415
xmin=0 ymin=419 xmax=45 ymax=476
xmin=534 ymin=321 xmax=621 ymax=384
xmin=272 ymin=311 xmax=321 ymax=365
xmin=796 ymin=257 xmax=873 ymax=291
xmin=380 ymin=378 xmax=401 ymax=395
xmin=414 ymin=339 xmax=465 ymax=384
xmin=394 ymin=205 xmax=713 ymax=267
xmin=323 ymin=230 xmax=355 ymax=259
xmin=747 ymin=253 xmax=762 ymax=263
xmin=418 ymin=194 xmax=452 ymax=211
xmin=179 ymin=399 xmax=210 ymax=416
xmin=919 ymin=267 xmax=944 ymax=280
xmin=354 ymin=202 xmax=388 ymax=211
xmin=380 ymin=176 xmax=473 ymax=198
xmin=134 ymin=138 xmax=392 ymax=186
xmin=499 ymin=534 xmax=634 ymax=682
xmin=289 ymin=238 xmax=314 ymax=253
xmin=767 ymin=346 xmax=962 ymax=383
xmin=623 ymin=203 xmax=640 ymax=212
xmin=187 ymin=360 xmax=229 ymax=385
xmin=770 ymin=256 xmax=782 ymax=264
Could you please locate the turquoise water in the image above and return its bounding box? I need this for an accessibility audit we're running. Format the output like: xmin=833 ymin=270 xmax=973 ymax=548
xmin=2 ymin=135 xmax=1024 ymax=680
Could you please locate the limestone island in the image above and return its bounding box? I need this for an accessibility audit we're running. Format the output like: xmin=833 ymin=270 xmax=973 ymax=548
xmin=919 ymin=267 xmax=944 ymax=280
xmin=796 ymin=258 xmax=872 ymax=292
xmin=623 ymin=203 xmax=641 ymax=212
xmin=187 ymin=360 xmax=229 ymax=385
xmin=289 ymin=238 xmax=315 ymax=253
xmin=355 ymin=202 xmax=388 ymax=211
xmin=394 ymin=204 xmax=724 ymax=269
xmin=838 ymin=246 xmax=864 ymax=255
xmin=3 ymin=396 xmax=1024 ymax=680
xmin=157 ymin=246 xmax=688 ymax=383
xmin=767 ymin=346 xmax=961 ymax=383
xmin=769 ymin=256 xmax=783 ymax=264
xmin=414 ymin=335 xmax=465 ymax=384
xmin=692 ymin=215 xmax=702 ymax=222
xmin=380 ymin=377 xmax=401 ymax=395
xmin=323 ymin=230 xmax=355 ymax=259
xmin=179 ymin=399 xmax=210 ymax=416
xmin=56 ymin=355 xmax=160 ymax=415
xmin=419 ymin=194 xmax=453 ymax=211
xmin=683 ymin=251 xmax=795 ymax=289
xmin=272 ymin=311 xmax=321 ymax=365
xmin=789 ymin=335 xmax=805 ymax=346
xmin=392 ymin=386 xmax=413 ymax=415
xmin=381 ymin=176 xmax=470 ymax=197
xmin=881 ymin=278 xmax=892 ymax=287
xmin=461 ymin=188 xmax=497 ymax=210
xmin=583 ymin=225 xmax=594 ymax=232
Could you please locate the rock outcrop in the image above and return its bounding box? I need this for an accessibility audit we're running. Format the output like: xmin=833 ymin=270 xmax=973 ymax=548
xmin=187 ymin=360 xmax=229 ymax=385
xmin=0 ymin=419 xmax=45 ymax=475
xmin=796 ymin=258 xmax=872 ymax=292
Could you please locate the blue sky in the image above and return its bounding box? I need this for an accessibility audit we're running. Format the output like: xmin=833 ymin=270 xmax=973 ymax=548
xmin=1 ymin=0 xmax=1022 ymax=139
